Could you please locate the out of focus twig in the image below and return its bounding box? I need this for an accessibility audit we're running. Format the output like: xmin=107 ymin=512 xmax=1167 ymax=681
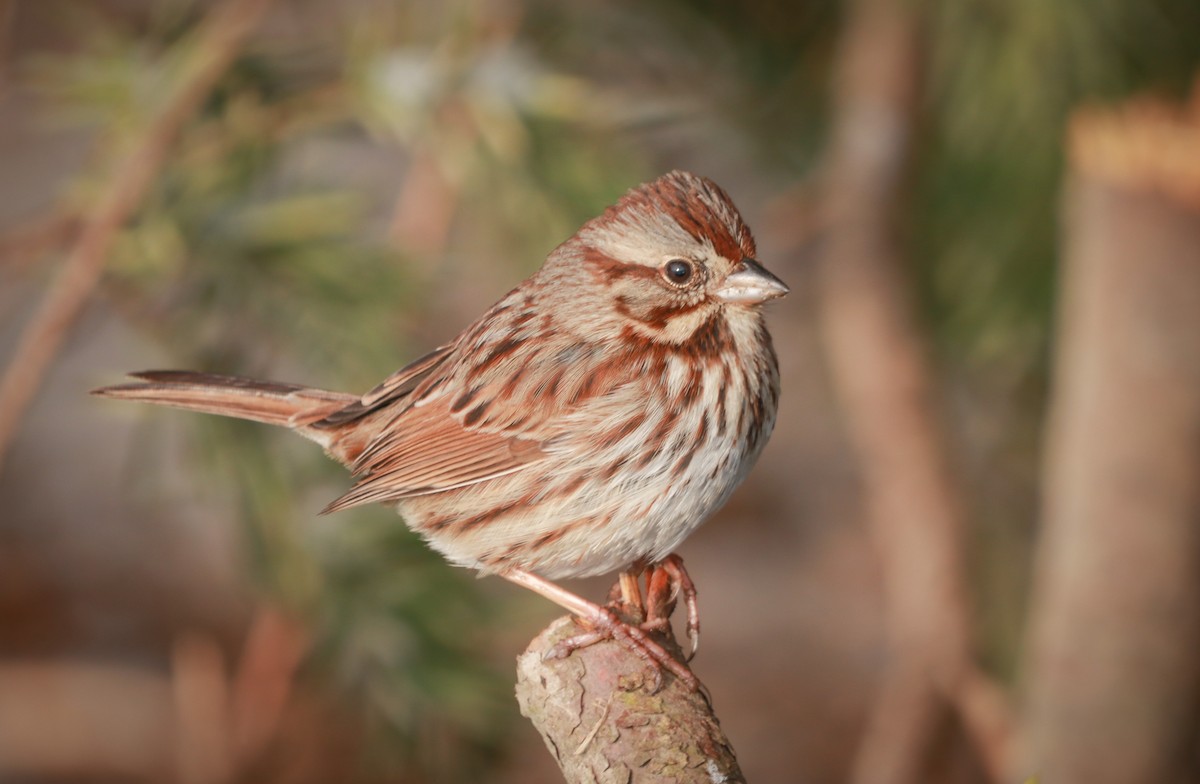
xmin=0 ymin=0 xmax=278 ymax=473
xmin=0 ymin=211 xmax=80 ymax=272
xmin=388 ymin=146 xmax=460 ymax=257
xmin=230 ymin=606 xmax=310 ymax=765
xmin=172 ymin=606 xmax=308 ymax=784
xmin=172 ymin=633 xmax=234 ymax=784
xmin=818 ymin=0 xmax=1011 ymax=781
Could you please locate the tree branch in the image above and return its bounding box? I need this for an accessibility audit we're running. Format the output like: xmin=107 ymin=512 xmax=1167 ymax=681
xmin=515 ymin=616 xmax=747 ymax=784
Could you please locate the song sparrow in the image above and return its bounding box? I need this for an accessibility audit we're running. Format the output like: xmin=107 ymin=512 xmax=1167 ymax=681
xmin=94 ymin=171 xmax=787 ymax=689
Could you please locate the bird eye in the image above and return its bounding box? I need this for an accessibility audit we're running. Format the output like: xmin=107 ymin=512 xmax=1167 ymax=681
xmin=663 ymin=259 xmax=694 ymax=285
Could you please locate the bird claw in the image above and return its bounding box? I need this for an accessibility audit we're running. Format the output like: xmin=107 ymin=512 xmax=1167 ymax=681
xmin=547 ymin=605 xmax=694 ymax=692
xmin=544 ymin=630 xmax=605 ymax=660
xmin=644 ymin=554 xmax=701 ymax=661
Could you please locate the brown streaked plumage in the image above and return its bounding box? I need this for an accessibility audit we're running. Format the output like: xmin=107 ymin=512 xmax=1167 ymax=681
xmin=93 ymin=170 xmax=788 ymax=689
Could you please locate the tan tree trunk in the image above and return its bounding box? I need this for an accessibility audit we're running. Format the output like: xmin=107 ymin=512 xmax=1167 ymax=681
xmin=1020 ymin=97 xmax=1200 ymax=784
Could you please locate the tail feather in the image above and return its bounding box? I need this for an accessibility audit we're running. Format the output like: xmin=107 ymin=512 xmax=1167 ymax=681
xmin=92 ymin=371 xmax=358 ymax=438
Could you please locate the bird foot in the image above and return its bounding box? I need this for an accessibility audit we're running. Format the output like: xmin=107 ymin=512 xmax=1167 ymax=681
xmin=545 ymin=604 xmax=697 ymax=692
xmin=502 ymin=567 xmax=698 ymax=692
xmin=645 ymin=554 xmax=700 ymax=661
xmin=606 ymin=554 xmax=700 ymax=661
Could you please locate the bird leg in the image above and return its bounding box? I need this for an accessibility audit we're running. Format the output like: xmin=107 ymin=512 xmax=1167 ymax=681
xmin=501 ymin=567 xmax=697 ymax=691
xmin=617 ymin=569 xmax=646 ymax=623
xmin=644 ymin=554 xmax=700 ymax=661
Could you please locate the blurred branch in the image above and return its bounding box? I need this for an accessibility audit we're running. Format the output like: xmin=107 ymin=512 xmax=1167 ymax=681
xmin=0 ymin=0 xmax=278 ymax=473
xmin=0 ymin=210 xmax=80 ymax=271
xmin=230 ymin=606 xmax=310 ymax=765
xmin=174 ymin=606 xmax=309 ymax=783
xmin=388 ymin=146 xmax=460 ymax=257
xmin=516 ymin=616 xmax=746 ymax=784
xmin=817 ymin=0 xmax=1010 ymax=781
xmin=1019 ymin=93 xmax=1200 ymax=784
xmin=173 ymin=633 xmax=234 ymax=784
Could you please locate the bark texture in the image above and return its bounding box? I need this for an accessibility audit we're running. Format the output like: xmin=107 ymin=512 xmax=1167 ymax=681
xmin=515 ymin=616 xmax=746 ymax=784
xmin=1020 ymin=98 xmax=1200 ymax=784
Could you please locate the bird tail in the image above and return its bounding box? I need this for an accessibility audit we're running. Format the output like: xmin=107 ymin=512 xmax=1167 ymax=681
xmin=91 ymin=371 xmax=358 ymax=444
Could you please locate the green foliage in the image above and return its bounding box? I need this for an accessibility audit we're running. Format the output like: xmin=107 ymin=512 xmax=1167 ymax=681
xmin=311 ymin=511 xmax=511 ymax=777
xmin=920 ymin=0 xmax=1200 ymax=374
xmin=345 ymin=0 xmax=652 ymax=253
xmin=915 ymin=0 xmax=1200 ymax=672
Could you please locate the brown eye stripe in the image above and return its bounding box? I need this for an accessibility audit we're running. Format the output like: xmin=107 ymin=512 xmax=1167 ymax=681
xmin=612 ymin=294 xmax=673 ymax=331
xmin=584 ymin=248 xmax=660 ymax=283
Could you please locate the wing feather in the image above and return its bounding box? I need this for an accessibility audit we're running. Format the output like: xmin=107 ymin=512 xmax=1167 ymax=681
xmin=316 ymin=344 xmax=456 ymax=427
xmin=318 ymin=298 xmax=639 ymax=514
xmin=321 ymin=402 xmax=546 ymax=513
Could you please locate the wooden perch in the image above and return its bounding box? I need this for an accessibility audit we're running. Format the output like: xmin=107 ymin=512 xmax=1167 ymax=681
xmin=515 ymin=616 xmax=746 ymax=784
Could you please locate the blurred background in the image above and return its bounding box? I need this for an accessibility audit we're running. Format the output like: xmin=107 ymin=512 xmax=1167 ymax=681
xmin=1 ymin=0 xmax=1199 ymax=782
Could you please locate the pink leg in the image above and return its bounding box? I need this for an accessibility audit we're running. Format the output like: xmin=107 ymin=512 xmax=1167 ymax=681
xmin=501 ymin=567 xmax=697 ymax=691
xmin=617 ymin=569 xmax=645 ymax=622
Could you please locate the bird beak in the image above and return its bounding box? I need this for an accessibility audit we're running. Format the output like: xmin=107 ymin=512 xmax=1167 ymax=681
xmin=714 ymin=259 xmax=789 ymax=304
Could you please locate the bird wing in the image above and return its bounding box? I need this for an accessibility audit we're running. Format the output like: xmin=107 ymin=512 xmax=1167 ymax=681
xmin=320 ymin=399 xmax=549 ymax=513
xmin=318 ymin=331 xmax=635 ymax=515
xmin=315 ymin=343 xmax=457 ymax=427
